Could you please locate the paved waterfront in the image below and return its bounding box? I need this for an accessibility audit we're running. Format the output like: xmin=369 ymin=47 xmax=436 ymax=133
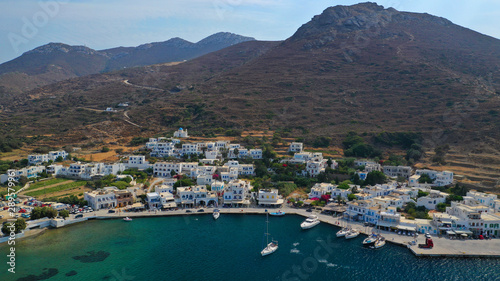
xmin=78 ymin=205 xmax=500 ymax=258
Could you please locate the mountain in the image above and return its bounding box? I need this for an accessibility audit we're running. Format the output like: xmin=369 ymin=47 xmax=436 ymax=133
xmin=2 ymin=3 xmax=499 ymax=188
xmin=0 ymin=32 xmax=255 ymax=94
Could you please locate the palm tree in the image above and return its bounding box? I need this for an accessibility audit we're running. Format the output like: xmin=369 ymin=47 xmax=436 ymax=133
xmin=337 ymin=194 xmax=342 ymax=206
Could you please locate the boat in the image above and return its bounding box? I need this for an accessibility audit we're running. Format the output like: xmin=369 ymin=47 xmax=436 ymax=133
xmin=261 ymin=213 xmax=278 ymax=256
xmin=213 ymin=209 xmax=220 ymax=220
xmin=373 ymin=237 xmax=386 ymax=249
xmin=363 ymin=233 xmax=378 ymax=246
xmin=345 ymin=229 xmax=360 ymax=239
xmin=300 ymin=215 xmax=320 ymax=229
xmin=123 ymin=217 xmax=133 ymax=222
xmin=269 ymin=210 xmax=286 ymax=217
xmin=336 ymin=228 xmax=349 ymax=237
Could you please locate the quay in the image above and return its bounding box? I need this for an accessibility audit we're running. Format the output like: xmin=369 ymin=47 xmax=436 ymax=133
xmin=11 ymin=206 xmax=500 ymax=258
xmin=90 ymin=205 xmax=500 ymax=258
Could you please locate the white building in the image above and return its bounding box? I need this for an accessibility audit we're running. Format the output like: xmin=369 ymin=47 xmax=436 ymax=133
xmin=288 ymin=142 xmax=303 ymax=153
xmin=257 ymin=189 xmax=284 ymax=206
xmin=415 ymin=169 xmax=454 ymax=186
xmin=416 ymin=190 xmax=447 ymax=210
xmin=383 ymin=166 xmax=412 ymax=179
xmin=84 ymin=189 xmax=117 ymax=210
xmin=249 ymin=149 xmax=263 ymax=159
xmin=125 ymin=155 xmax=150 ymax=170
xmin=146 ymin=192 xmax=161 ymax=209
xmin=466 ymin=190 xmax=498 ymax=209
xmin=28 ymin=150 xmax=68 ymax=165
xmin=182 ymin=143 xmax=199 ymax=155
xmin=305 ymin=159 xmax=327 ymax=177
xmin=1 ymin=166 xmax=47 ymax=183
xmin=223 ymin=180 xmax=252 ymax=206
xmin=173 ymin=128 xmax=189 ymax=138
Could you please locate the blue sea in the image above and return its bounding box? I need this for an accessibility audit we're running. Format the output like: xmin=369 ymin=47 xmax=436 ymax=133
xmin=0 ymin=214 xmax=499 ymax=281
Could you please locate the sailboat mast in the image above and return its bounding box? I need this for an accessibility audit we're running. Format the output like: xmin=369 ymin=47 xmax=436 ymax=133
xmin=266 ymin=213 xmax=269 ymax=244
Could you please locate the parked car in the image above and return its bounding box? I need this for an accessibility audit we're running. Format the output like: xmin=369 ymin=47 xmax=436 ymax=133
xmin=197 ymin=209 xmax=205 ymax=213
xmin=108 ymin=210 xmax=116 ymax=213
xmin=306 ymin=208 xmax=313 ymax=212
xmin=75 ymin=214 xmax=84 ymax=218
xmin=21 ymin=214 xmax=30 ymax=218
xmin=186 ymin=210 xmax=192 ymax=213
xmin=18 ymin=209 xmax=27 ymax=213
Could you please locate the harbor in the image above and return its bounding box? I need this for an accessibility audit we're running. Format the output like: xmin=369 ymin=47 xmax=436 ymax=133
xmin=37 ymin=205 xmax=500 ymax=259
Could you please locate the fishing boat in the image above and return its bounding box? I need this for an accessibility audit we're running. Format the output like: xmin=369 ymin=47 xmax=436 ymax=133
xmin=269 ymin=210 xmax=286 ymax=217
xmin=363 ymin=233 xmax=378 ymax=246
xmin=213 ymin=209 xmax=220 ymax=220
xmin=373 ymin=237 xmax=386 ymax=249
xmin=300 ymin=215 xmax=320 ymax=229
xmin=123 ymin=217 xmax=133 ymax=222
xmin=345 ymin=229 xmax=360 ymax=239
xmin=261 ymin=213 xmax=278 ymax=256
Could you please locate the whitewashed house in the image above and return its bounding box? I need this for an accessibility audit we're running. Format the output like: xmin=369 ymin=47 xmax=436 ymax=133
xmin=223 ymin=180 xmax=252 ymax=206
xmin=416 ymin=190 xmax=447 ymax=210
xmin=84 ymin=189 xmax=117 ymax=210
xmin=383 ymin=166 xmax=412 ymax=179
xmin=288 ymin=142 xmax=303 ymax=153
xmin=125 ymin=155 xmax=150 ymax=170
xmin=257 ymin=189 xmax=284 ymax=206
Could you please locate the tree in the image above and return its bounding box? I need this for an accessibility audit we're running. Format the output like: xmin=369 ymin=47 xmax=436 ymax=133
xmin=417 ymin=190 xmax=429 ymax=198
xmin=59 ymin=210 xmax=70 ymax=219
xmin=418 ymin=173 xmax=434 ymax=184
xmin=363 ymin=171 xmax=386 ymax=186
xmin=18 ymin=176 xmax=29 ymax=186
xmin=55 ymin=156 xmax=64 ymax=162
xmin=101 ymin=147 xmax=110 ymax=152
xmin=337 ymin=182 xmax=350 ymax=190
xmin=170 ymin=170 xmax=177 ymax=177
xmin=313 ymin=136 xmax=331 ymax=148
xmin=336 ymin=194 xmax=343 ymax=205
xmin=233 ymin=148 xmax=239 ymax=158
xmin=2 ymin=218 xmax=26 ymax=235
xmin=347 ymin=194 xmax=357 ymax=201
xmin=436 ymin=203 xmax=447 ymax=212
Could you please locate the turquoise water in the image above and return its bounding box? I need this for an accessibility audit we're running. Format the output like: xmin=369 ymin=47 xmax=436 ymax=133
xmin=0 ymin=214 xmax=499 ymax=281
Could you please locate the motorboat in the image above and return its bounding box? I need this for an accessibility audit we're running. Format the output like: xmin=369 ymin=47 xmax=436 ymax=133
xmin=345 ymin=229 xmax=360 ymax=239
xmin=213 ymin=209 xmax=220 ymax=220
xmin=336 ymin=228 xmax=349 ymax=237
xmin=123 ymin=217 xmax=133 ymax=222
xmin=269 ymin=210 xmax=286 ymax=217
xmin=261 ymin=213 xmax=278 ymax=256
xmin=363 ymin=234 xmax=378 ymax=246
xmin=373 ymin=237 xmax=386 ymax=249
xmin=300 ymin=215 xmax=320 ymax=229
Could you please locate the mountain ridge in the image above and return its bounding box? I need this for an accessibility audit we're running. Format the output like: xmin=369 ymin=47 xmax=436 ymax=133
xmin=0 ymin=32 xmax=255 ymax=94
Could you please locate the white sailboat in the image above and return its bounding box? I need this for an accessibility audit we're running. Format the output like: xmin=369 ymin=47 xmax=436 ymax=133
xmin=261 ymin=213 xmax=278 ymax=256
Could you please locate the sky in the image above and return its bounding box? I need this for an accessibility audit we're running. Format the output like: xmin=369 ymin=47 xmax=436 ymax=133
xmin=1 ymin=0 xmax=500 ymax=64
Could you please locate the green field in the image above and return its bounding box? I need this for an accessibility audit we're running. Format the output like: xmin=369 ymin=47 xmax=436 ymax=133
xmin=25 ymin=178 xmax=70 ymax=191
xmin=25 ymin=181 xmax=87 ymax=197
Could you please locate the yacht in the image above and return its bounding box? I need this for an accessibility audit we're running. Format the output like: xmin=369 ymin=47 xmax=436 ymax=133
xmin=373 ymin=237 xmax=386 ymax=249
xmin=261 ymin=213 xmax=278 ymax=256
xmin=363 ymin=234 xmax=378 ymax=246
xmin=345 ymin=229 xmax=360 ymax=239
xmin=123 ymin=217 xmax=133 ymax=222
xmin=213 ymin=209 xmax=220 ymax=220
xmin=300 ymin=215 xmax=320 ymax=229
xmin=336 ymin=228 xmax=349 ymax=237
